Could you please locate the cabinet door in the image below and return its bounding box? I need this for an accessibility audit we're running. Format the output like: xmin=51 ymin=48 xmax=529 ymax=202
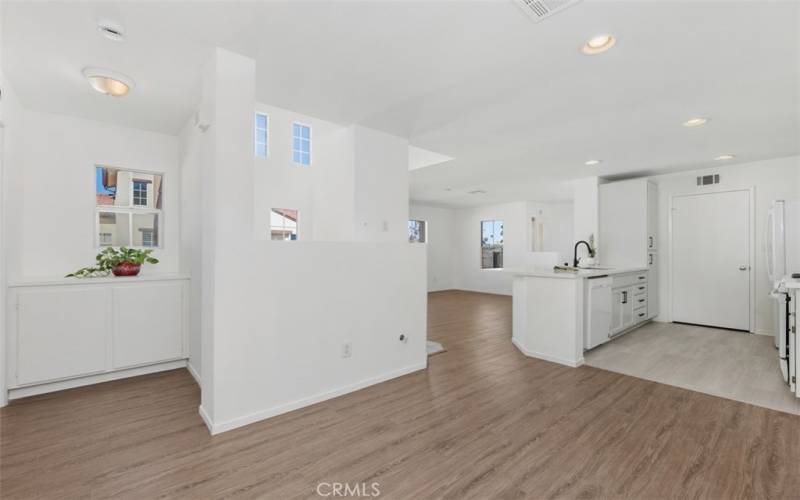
xmin=622 ymin=288 xmax=635 ymax=328
xmin=16 ymin=288 xmax=109 ymax=385
xmin=112 ymin=283 xmax=183 ymax=369
xmin=611 ymin=289 xmax=625 ymax=334
xmin=647 ymin=253 xmax=659 ymax=319
xmin=647 ymin=182 xmax=658 ymax=251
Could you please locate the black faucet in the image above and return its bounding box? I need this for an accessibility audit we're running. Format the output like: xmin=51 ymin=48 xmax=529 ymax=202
xmin=573 ymin=240 xmax=595 ymax=267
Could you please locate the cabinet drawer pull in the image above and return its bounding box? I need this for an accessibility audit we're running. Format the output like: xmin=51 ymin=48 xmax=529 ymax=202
xmin=638 ymin=286 xmax=645 ymax=290
xmin=638 ymin=313 xmax=645 ymax=318
xmin=638 ymin=276 xmax=645 ymax=280
xmin=638 ymin=298 xmax=645 ymax=303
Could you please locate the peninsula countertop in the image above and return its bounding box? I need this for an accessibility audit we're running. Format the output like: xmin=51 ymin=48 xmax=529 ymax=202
xmin=504 ymin=266 xmax=648 ymax=280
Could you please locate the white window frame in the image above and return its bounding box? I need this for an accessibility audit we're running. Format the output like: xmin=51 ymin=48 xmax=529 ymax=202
xmin=95 ymin=165 xmax=164 ymax=249
xmin=480 ymin=219 xmax=504 ymax=270
xmin=255 ymin=112 xmax=268 ymax=158
xmin=292 ymin=121 xmax=312 ymax=166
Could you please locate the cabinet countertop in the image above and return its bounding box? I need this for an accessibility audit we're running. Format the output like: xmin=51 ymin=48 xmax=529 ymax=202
xmin=505 ymin=267 xmax=648 ymax=280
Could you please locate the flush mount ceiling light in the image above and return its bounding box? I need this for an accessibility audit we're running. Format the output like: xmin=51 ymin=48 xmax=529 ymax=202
xmin=82 ymin=67 xmax=134 ymax=97
xmin=584 ymin=159 xmax=602 ymax=166
xmin=97 ymin=19 xmax=126 ymax=42
xmin=714 ymin=154 xmax=735 ymax=161
xmin=582 ymin=34 xmax=616 ymax=55
xmin=682 ymin=117 xmax=709 ymax=127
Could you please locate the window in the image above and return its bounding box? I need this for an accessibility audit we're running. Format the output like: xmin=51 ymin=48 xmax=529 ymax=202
xmin=132 ymin=180 xmax=149 ymax=207
xmin=292 ymin=122 xmax=311 ymax=165
xmin=141 ymin=229 xmax=154 ymax=247
xmin=408 ymin=220 xmax=427 ymax=243
xmin=270 ymin=208 xmax=298 ymax=240
xmin=96 ymin=166 xmax=162 ymax=248
xmin=481 ymin=220 xmax=504 ymax=269
xmin=255 ymin=113 xmax=268 ymax=157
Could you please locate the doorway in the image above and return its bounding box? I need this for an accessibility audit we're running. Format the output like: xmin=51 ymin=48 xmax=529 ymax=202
xmin=670 ymin=189 xmax=753 ymax=331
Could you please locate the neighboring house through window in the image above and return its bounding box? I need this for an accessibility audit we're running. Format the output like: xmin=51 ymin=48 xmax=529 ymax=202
xmin=96 ymin=166 xmax=163 ymax=248
xmin=255 ymin=113 xmax=268 ymax=157
xmin=270 ymin=208 xmax=298 ymax=240
xmin=481 ymin=220 xmax=504 ymax=269
xmin=292 ymin=122 xmax=311 ymax=165
xmin=408 ymin=220 xmax=427 ymax=243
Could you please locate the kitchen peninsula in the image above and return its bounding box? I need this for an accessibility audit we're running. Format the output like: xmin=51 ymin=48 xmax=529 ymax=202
xmin=507 ymin=267 xmax=650 ymax=367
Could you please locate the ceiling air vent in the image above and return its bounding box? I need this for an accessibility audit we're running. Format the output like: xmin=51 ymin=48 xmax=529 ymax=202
xmin=697 ymin=174 xmax=720 ymax=186
xmin=514 ymin=0 xmax=582 ymax=23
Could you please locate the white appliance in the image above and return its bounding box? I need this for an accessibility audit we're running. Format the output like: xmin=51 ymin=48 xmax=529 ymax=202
xmin=585 ymin=276 xmax=612 ymax=349
xmin=767 ymin=200 xmax=800 ymax=382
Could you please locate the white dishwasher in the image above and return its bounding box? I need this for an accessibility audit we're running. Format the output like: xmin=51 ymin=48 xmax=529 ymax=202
xmin=585 ymin=276 xmax=613 ymax=350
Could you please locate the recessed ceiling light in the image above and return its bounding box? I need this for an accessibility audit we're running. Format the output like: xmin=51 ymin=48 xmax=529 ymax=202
xmin=97 ymin=19 xmax=126 ymax=42
xmin=714 ymin=154 xmax=735 ymax=161
xmin=585 ymin=159 xmax=602 ymax=166
xmin=682 ymin=117 xmax=709 ymax=127
xmin=582 ymin=34 xmax=616 ymax=55
xmin=82 ymin=67 xmax=134 ymax=97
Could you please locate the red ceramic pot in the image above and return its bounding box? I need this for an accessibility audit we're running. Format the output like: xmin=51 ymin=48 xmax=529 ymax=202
xmin=112 ymin=262 xmax=141 ymax=277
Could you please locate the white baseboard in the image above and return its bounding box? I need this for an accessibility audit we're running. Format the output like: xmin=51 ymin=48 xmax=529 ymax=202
xmin=198 ymin=404 xmax=214 ymax=432
xmin=8 ymin=359 xmax=187 ymax=400
xmin=512 ymin=338 xmax=584 ymax=368
xmin=754 ymin=330 xmax=774 ymax=337
xmin=186 ymin=362 xmax=201 ymax=387
xmin=202 ymin=362 xmax=427 ymax=435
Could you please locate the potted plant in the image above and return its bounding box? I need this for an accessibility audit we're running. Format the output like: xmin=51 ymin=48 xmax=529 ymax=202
xmin=66 ymin=247 xmax=159 ymax=278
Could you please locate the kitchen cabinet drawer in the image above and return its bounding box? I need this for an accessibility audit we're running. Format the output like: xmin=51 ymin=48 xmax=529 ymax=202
xmin=612 ymin=273 xmax=648 ymax=288
xmin=634 ymin=307 xmax=648 ymax=322
xmin=633 ymin=296 xmax=647 ymax=309
xmin=633 ymin=283 xmax=647 ymax=296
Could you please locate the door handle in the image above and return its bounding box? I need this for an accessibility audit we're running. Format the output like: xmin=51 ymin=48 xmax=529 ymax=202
xmin=649 ymin=236 xmax=653 ymax=248
xmin=622 ymin=291 xmax=628 ymax=304
xmin=739 ymin=266 xmax=748 ymax=271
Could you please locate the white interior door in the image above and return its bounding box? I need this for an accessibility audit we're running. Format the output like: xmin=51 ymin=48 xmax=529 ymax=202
xmin=672 ymin=190 xmax=751 ymax=331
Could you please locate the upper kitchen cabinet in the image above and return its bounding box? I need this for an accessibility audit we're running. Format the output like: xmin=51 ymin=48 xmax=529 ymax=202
xmin=599 ymin=178 xmax=658 ymax=268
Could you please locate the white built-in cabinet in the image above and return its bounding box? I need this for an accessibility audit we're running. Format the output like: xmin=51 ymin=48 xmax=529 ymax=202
xmin=600 ymin=179 xmax=659 ymax=320
xmin=7 ymin=276 xmax=189 ymax=399
xmin=610 ymin=271 xmax=649 ymax=336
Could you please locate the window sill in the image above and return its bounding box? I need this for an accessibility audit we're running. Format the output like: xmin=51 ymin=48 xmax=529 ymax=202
xmin=8 ymin=274 xmax=190 ymax=288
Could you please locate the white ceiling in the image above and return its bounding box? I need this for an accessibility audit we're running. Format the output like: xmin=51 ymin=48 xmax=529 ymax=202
xmin=4 ymin=1 xmax=799 ymax=207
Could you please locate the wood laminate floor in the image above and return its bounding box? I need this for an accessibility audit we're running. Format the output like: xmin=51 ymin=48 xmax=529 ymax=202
xmin=2 ymin=290 xmax=799 ymax=499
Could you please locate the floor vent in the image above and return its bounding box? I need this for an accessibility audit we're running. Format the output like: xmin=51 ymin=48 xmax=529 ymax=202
xmin=514 ymin=0 xmax=582 ymax=23
xmin=697 ymin=174 xmax=720 ymax=186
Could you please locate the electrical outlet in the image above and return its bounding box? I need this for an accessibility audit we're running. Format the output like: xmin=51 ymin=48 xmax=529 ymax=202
xmin=341 ymin=342 xmax=352 ymax=358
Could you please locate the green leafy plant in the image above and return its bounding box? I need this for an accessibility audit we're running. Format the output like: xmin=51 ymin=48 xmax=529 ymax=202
xmin=66 ymin=247 xmax=159 ymax=278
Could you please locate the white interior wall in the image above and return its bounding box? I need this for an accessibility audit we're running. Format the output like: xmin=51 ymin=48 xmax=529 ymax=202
xmin=253 ymin=103 xmax=355 ymax=241
xmin=652 ymin=155 xmax=800 ymax=335
xmin=409 ymin=203 xmax=455 ymax=291
xmin=192 ymin=49 xmax=426 ymax=434
xmin=5 ymin=110 xmax=180 ymax=280
xmin=573 ymin=176 xmax=600 ymax=248
xmin=353 ymin=125 xmax=409 ymax=242
xmin=451 ymin=201 xmax=571 ymax=295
